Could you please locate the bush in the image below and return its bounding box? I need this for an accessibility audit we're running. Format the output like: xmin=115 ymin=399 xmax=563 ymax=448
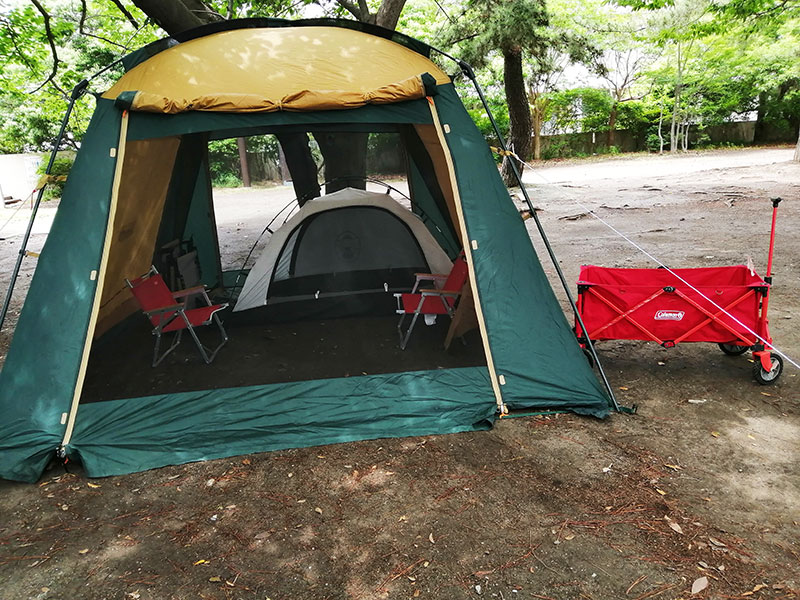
xmin=212 ymin=171 xmax=242 ymax=188
xmin=541 ymin=140 xmax=572 ymax=160
xmin=36 ymin=154 xmax=74 ymax=200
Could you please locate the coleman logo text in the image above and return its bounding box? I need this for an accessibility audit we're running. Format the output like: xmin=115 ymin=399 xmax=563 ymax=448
xmin=654 ymin=310 xmax=685 ymax=321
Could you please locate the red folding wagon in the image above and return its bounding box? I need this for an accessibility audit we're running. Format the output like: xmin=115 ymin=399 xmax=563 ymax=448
xmin=575 ymin=198 xmax=783 ymax=385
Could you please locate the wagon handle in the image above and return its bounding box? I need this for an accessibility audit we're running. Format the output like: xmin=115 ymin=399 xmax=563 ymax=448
xmin=765 ymin=197 xmax=781 ymax=280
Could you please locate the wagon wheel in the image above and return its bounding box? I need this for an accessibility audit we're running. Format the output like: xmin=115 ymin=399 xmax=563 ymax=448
xmin=753 ymin=353 xmax=783 ymax=385
xmin=718 ymin=342 xmax=749 ymax=356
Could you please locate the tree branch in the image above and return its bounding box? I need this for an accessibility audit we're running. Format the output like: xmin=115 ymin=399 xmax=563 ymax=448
xmin=28 ymin=0 xmax=60 ymax=94
xmin=108 ymin=0 xmax=141 ymax=29
xmin=335 ymin=0 xmax=364 ymax=20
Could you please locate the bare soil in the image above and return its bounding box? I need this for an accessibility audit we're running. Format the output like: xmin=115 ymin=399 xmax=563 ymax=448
xmin=1 ymin=147 xmax=798 ymax=600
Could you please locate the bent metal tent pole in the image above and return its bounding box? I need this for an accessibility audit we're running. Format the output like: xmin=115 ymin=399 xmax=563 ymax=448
xmin=432 ymin=51 xmax=622 ymax=412
xmin=0 ymin=79 xmax=89 ymax=333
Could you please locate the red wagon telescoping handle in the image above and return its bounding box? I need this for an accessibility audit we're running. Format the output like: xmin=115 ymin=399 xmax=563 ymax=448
xmin=765 ymin=197 xmax=781 ymax=280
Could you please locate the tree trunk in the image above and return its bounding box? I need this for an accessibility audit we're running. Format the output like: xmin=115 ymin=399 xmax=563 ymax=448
xmin=276 ymin=133 xmax=321 ymax=205
xmin=607 ymin=103 xmax=618 ymax=149
xmin=532 ymin=105 xmax=542 ymax=161
xmin=236 ymin=137 xmax=250 ymax=187
xmin=754 ymin=91 xmax=767 ymax=144
xmin=670 ymin=43 xmax=682 ymax=153
xmin=794 ymin=129 xmax=800 ymax=162
xmin=315 ymin=132 xmax=369 ymax=194
xmin=501 ymin=47 xmax=531 ymax=186
xmin=129 ymin=0 xmax=221 ymax=34
xmin=375 ymin=0 xmax=407 ymax=28
xmin=657 ymin=102 xmax=664 ymax=154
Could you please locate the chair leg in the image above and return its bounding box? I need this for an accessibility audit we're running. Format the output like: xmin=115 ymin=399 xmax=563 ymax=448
xmin=183 ymin=312 xmax=229 ymax=365
xmin=152 ymin=329 xmax=183 ymax=367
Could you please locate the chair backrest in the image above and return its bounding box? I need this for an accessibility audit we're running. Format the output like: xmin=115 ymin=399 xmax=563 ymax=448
xmin=127 ymin=272 xmax=176 ymax=319
xmin=444 ymin=251 xmax=469 ymax=292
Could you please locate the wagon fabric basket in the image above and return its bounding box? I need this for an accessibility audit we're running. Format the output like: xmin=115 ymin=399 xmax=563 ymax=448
xmin=575 ymin=264 xmax=782 ymax=384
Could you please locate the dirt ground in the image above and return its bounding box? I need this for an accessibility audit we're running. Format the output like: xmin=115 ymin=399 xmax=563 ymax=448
xmin=1 ymin=147 xmax=798 ymax=600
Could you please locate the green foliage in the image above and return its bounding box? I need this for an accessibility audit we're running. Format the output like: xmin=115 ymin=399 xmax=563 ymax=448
xmin=0 ymin=1 xmax=158 ymax=152
xmin=208 ymin=139 xmax=241 ymax=186
xmin=36 ymin=153 xmax=74 ymax=200
xmin=546 ymin=88 xmax=613 ymax=134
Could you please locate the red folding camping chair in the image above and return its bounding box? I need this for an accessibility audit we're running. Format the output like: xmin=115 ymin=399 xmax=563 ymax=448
xmin=394 ymin=251 xmax=468 ymax=350
xmin=126 ymin=266 xmax=229 ymax=366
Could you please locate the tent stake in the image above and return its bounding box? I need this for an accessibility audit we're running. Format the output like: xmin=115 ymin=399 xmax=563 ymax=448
xmin=447 ymin=58 xmax=625 ymax=413
xmin=0 ymin=79 xmax=88 ymax=333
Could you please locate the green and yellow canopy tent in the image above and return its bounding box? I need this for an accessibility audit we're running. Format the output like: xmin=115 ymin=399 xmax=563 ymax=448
xmin=0 ymin=19 xmax=617 ymax=483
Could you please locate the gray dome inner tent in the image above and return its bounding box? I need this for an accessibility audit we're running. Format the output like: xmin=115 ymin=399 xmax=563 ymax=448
xmin=269 ymin=206 xmax=429 ymax=303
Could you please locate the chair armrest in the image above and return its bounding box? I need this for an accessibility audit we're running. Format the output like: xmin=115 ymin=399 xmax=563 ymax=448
xmin=172 ymin=285 xmax=207 ymax=299
xmin=419 ymin=288 xmax=462 ymax=296
xmin=144 ymin=304 xmax=184 ymax=316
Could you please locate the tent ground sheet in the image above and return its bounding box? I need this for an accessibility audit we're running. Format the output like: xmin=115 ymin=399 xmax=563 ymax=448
xmin=82 ymin=314 xmax=486 ymax=403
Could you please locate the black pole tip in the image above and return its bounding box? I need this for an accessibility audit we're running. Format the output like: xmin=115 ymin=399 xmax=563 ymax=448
xmin=457 ymin=59 xmax=476 ymax=81
xmin=71 ymin=79 xmax=89 ymax=100
xmin=771 ymin=197 xmax=782 ymax=207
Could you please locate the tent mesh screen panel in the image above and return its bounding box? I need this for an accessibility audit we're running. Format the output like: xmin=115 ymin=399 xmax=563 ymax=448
xmin=269 ymin=206 xmax=429 ymax=300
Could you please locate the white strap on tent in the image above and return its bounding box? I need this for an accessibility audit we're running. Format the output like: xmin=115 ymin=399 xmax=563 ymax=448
xmin=61 ymin=111 xmax=131 ymax=448
xmin=503 ymin=150 xmax=799 ymax=372
xmin=427 ymin=98 xmax=507 ymax=414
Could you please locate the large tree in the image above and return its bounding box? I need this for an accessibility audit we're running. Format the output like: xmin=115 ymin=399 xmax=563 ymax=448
xmin=443 ymin=0 xmax=602 ymax=183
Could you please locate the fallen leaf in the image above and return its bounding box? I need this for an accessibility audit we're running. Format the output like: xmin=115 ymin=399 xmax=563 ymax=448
xmin=752 ymin=584 xmax=766 ymax=592
xmin=407 ymin=576 xmax=416 ymax=582
xmin=225 ymin=580 xmax=235 ymax=587
xmin=564 ymin=534 xmax=575 ymax=540
xmin=398 ymin=515 xmax=407 ymax=522
xmin=656 ymin=489 xmax=667 ymax=496
xmin=429 ymin=533 xmax=435 ymax=544
xmin=619 ymin=386 xmax=629 ymax=391
xmin=87 ymin=482 xmax=101 ymax=489
xmin=708 ymin=537 xmax=726 ymax=547
xmin=760 ymin=392 xmax=772 ymax=397
xmin=78 ymin=548 xmax=89 ymax=555
xmin=664 ymin=464 xmax=682 ymax=471
xmin=241 ymin=458 xmax=251 ymax=465
xmin=691 ymin=576 xmax=709 ymax=595
xmin=423 ymin=561 xmax=430 ymax=568
xmin=209 ymin=576 xmax=222 ymax=582
xmin=698 ymin=561 xmax=709 ymax=568
xmin=747 ymin=434 xmax=756 ymax=440
xmin=668 ymin=521 xmax=684 ymax=534
xmin=413 ymin=590 xmax=420 ymax=597
xmin=314 ymin=507 xmax=323 ymax=515
xmin=194 ymin=559 xmax=209 ymax=565
xmin=711 ymin=431 xmax=720 ymax=438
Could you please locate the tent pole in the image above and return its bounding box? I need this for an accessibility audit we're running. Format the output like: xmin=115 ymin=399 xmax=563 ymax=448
xmin=450 ymin=59 xmax=624 ymax=413
xmin=0 ymin=80 xmax=88 ymax=333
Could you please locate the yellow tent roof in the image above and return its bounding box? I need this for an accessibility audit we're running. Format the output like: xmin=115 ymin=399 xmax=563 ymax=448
xmin=103 ymin=26 xmax=451 ymax=114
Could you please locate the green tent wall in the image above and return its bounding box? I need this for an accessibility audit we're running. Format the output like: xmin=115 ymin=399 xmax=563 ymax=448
xmin=0 ymin=20 xmax=610 ymax=483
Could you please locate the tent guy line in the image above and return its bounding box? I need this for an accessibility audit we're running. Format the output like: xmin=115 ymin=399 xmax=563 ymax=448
xmin=507 ymin=150 xmax=799 ymax=372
